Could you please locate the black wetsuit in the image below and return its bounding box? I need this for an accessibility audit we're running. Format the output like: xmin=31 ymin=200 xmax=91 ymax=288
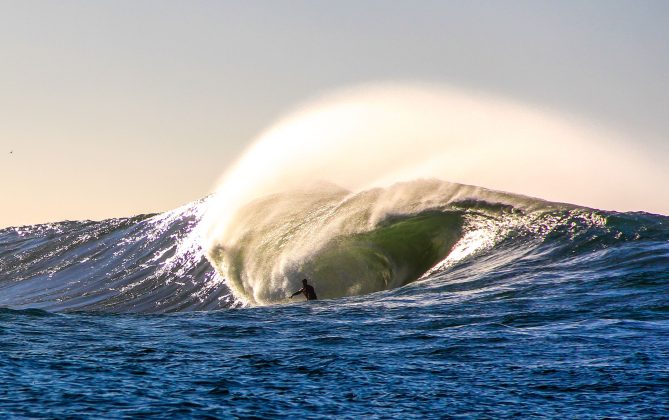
xmin=291 ymin=284 xmax=318 ymax=300
xmin=303 ymin=284 xmax=317 ymax=300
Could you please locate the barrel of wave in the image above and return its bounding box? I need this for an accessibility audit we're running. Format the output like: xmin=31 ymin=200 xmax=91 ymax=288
xmin=205 ymin=182 xmax=465 ymax=305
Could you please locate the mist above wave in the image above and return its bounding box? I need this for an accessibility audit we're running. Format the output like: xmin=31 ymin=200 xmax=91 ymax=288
xmin=202 ymin=82 xmax=666 ymax=304
xmin=203 ymin=83 xmax=667 ymax=254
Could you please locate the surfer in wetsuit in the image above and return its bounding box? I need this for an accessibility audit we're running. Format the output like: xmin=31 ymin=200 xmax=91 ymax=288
xmin=289 ymin=278 xmax=318 ymax=300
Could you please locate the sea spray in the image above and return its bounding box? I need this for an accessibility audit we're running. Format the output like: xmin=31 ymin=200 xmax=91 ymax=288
xmin=203 ymin=83 xmax=667 ymax=304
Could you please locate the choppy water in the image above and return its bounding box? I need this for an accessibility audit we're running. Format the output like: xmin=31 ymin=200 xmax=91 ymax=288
xmin=1 ymin=181 xmax=669 ymax=417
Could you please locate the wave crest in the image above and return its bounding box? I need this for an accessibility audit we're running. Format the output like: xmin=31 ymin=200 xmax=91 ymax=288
xmin=205 ymin=179 xmax=563 ymax=305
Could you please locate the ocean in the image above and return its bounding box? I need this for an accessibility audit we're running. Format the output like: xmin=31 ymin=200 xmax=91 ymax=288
xmin=1 ymin=180 xmax=668 ymax=418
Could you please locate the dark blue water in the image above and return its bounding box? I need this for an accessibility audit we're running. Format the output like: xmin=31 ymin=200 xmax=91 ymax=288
xmin=1 ymin=187 xmax=669 ymax=418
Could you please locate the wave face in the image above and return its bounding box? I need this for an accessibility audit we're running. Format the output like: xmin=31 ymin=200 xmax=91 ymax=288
xmin=0 ymin=200 xmax=234 ymax=313
xmin=1 ymin=179 xmax=668 ymax=313
xmin=206 ymin=179 xmax=537 ymax=304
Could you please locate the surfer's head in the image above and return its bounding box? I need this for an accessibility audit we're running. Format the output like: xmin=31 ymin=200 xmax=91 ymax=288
xmin=302 ymin=278 xmax=308 ymax=285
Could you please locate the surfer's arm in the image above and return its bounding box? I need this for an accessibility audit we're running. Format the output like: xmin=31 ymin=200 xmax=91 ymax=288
xmin=289 ymin=288 xmax=304 ymax=298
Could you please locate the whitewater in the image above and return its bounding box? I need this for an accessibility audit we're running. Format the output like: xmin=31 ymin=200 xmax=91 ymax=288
xmin=1 ymin=84 xmax=669 ymax=417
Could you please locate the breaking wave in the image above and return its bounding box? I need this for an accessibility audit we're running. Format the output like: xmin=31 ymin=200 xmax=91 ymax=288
xmin=2 ymin=179 xmax=667 ymax=312
xmin=2 ymin=84 xmax=667 ymax=311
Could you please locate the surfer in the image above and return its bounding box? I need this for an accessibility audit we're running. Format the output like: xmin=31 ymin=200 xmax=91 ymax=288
xmin=289 ymin=278 xmax=318 ymax=300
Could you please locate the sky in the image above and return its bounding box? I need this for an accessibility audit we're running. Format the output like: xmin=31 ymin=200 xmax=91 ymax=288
xmin=1 ymin=0 xmax=668 ymax=227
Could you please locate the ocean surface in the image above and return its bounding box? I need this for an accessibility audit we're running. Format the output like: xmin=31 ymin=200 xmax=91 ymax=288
xmin=1 ymin=180 xmax=669 ymax=418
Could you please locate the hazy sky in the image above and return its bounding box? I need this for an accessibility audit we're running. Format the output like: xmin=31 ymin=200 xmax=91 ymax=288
xmin=1 ymin=0 xmax=668 ymax=227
